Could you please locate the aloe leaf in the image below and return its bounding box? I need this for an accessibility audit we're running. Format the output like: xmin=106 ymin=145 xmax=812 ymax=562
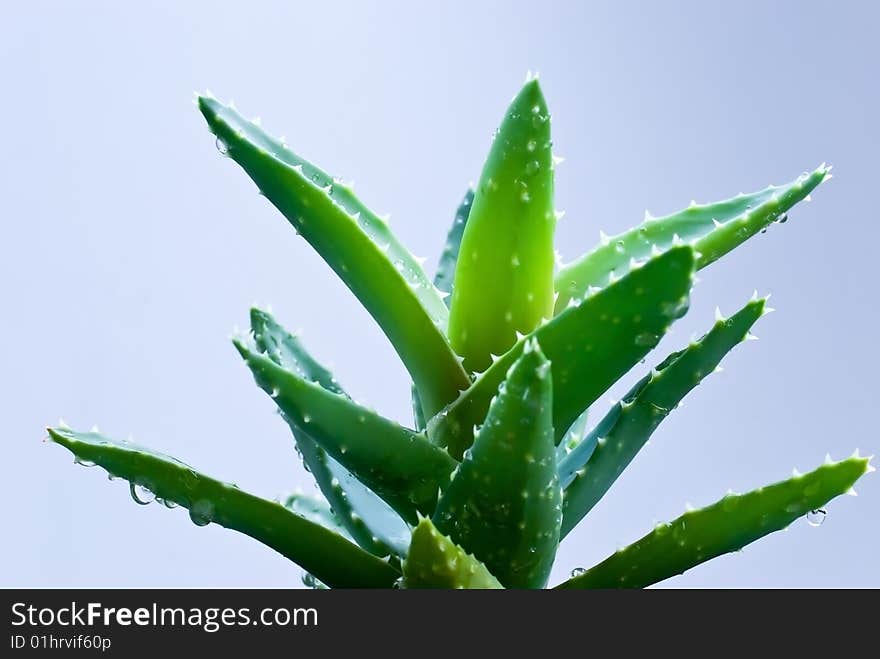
xmin=430 ymin=246 xmax=696 ymax=460
xmin=251 ymin=308 xmax=409 ymax=556
xmin=556 ymin=455 xmax=873 ymax=589
xmin=433 ymin=340 xmax=561 ymax=588
xmin=402 ymin=518 xmax=503 ymax=589
xmin=48 ymin=427 xmax=399 ymax=588
xmin=282 ymin=492 xmax=351 ymax=540
xmin=234 ymin=339 xmax=457 ymax=523
xmin=198 ymin=96 xmax=469 ymax=417
xmin=448 ymin=80 xmax=557 ymax=372
xmin=554 ymin=166 xmax=829 ymax=312
xmin=560 ymin=297 xmax=767 ymax=537
xmin=434 ymin=187 xmax=475 ymax=301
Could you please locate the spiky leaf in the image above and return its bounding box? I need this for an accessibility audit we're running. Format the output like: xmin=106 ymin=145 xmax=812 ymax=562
xmin=199 ymin=96 xmax=469 ymax=417
xmin=402 ymin=518 xmax=503 ymax=589
xmin=430 ymin=246 xmax=696 ymax=460
xmin=448 ymin=80 xmax=556 ymax=372
xmin=554 ymin=167 xmax=829 ymax=312
xmin=433 ymin=341 xmax=561 ymax=588
xmin=251 ymin=308 xmax=409 ymax=556
xmin=235 ymin=339 xmax=456 ymax=523
xmin=48 ymin=428 xmax=399 ymax=588
xmin=556 ymin=455 xmax=873 ymax=589
xmin=560 ymin=297 xmax=767 ymax=537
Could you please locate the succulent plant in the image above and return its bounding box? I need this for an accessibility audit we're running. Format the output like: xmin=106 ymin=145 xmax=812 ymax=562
xmin=48 ymin=76 xmax=873 ymax=589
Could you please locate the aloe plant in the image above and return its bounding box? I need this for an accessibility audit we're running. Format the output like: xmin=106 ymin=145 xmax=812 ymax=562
xmin=47 ymin=77 xmax=873 ymax=589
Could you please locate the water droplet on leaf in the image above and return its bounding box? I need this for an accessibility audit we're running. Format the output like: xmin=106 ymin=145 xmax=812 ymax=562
xmin=189 ymin=500 xmax=215 ymax=527
xmin=570 ymin=567 xmax=586 ymax=577
xmin=806 ymin=508 xmax=826 ymax=527
xmin=215 ymin=137 xmax=228 ymax=155
xmin=129 ymin=482 xmax=155 ymax=506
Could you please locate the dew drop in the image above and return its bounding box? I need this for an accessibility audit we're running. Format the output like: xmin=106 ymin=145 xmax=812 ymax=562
xmin=392 ymin=576 xmax=404 ymax=589
xmin=525 ymin=160 xmax=540 ymax=175
xmin=301 ymin=572 xmax=319 ymax=589
xmin=189 ymin=500 xmax=215 ymax=527
xmin=74 ymin=456 xmax=97 ymax=468
xmin=806 ymin=508 xmax=826 ymax=527
xmin=520 ymin=190 xmax=531 ymax=203
xmin=215 ymin=136 xmax=229 ymax=155
xmin=570 ymin=567 xmax=586 ymax=578
xmin=526 ymin=139 xmax=537 ymax=152
xmin=129 ymin=482 xmax=155 ymax=506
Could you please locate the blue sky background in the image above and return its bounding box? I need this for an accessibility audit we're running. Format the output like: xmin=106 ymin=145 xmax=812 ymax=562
xmin=1 ymin=0 xmax=877 ymax=587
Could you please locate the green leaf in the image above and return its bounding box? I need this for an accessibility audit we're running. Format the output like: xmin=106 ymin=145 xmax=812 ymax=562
xmin=433 ymin=340 xmax=561 ymax=588
xmin=448 ymin=80 xmax=557 ymax=372
xmin=234 ymin=339 xmax=457 ymax=524
xmin=402 ymin=518 xmax=503 ymax=589
xmin=48 ymin=427 xmax=399 ymax=589
xmin=560 ymin=297 xmax=767 ymax=537
xmin=556 ymin=455 xmax=873 ymax=589
xmin=251 ymin=308 xmax=409 ymax=557
xmin=434 ymin=187 xmax=475 ymax=302
xmin=198 ymin=96 xmax=469 ymax=417
xmin=554 ymin=166 xmax=829 ymax=313
xmin=429 ymin=246 xmax=696 ymax=460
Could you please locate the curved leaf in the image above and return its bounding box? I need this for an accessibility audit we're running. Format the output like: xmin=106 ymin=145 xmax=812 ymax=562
xmin=48 ymin=427 xmax=399 ymax=588
xmin=199 ymin=96 xmax=469 ymax=417
xmin=235 ymin=339 xmax=457 ymax=523
xmin=556 ymin=455 xmax=873 ymax=589
xmin=251 ymin=308 xmax=410 ymax=556
xmin=560 ymin=297 xmax=767 ymax=537
xmin=554 ymin=166 xmax=829 ymax=312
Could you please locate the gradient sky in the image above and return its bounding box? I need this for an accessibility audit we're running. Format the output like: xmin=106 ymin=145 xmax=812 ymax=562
xmin=1 ymin=0 xmax=877 ymax=587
